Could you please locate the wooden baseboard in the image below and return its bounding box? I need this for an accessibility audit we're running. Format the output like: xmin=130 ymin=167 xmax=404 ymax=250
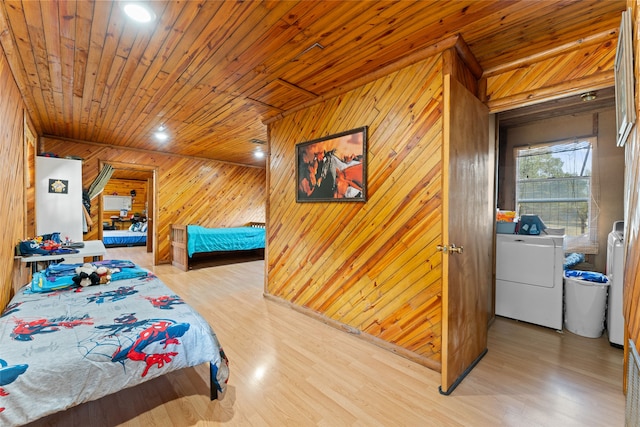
xmin=263 ymin=292 xmax=441 ymax=372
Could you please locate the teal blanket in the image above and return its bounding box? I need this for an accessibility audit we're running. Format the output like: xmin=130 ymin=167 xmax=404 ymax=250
xmin=187 ymin=225 xmax=265 ymax=257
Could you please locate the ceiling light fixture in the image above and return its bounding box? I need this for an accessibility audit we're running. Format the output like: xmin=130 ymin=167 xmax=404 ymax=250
xmin=581 ymin=91 xmax=597 ymax=102
xmin=122 ymin=2 xmax=156 ymax=23
xmin=154 ymin=131 xmax=168 ymax=142
xmin=254 ymin=150 xmax=265 ymax=159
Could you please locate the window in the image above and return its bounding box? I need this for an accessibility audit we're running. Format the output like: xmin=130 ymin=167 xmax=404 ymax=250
xmin=515 ymin=137 xmax=599 ymax=253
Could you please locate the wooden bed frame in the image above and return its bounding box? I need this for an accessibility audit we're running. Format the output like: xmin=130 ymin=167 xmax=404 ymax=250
xmin=170 ymin=222 xmax=265 ymax=271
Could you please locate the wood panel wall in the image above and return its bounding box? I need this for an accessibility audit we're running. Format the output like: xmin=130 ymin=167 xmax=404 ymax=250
xmin=267 ymin=53 xmax=447 ymax=369
xmin=624 ymin=0 xmax=640 ymax=391
xmin=102 ymin=179 xmax=148 ymax=223
xmin=41 ymin=137 xmax=266 ymax=264
xmin=0 ymin=42 xmax=27 ymax=309
xmin=266 ymin=26 xmax=618 ymax=371
xmin=482 ymin=30 xmax=618 ymax=112
xmin=24 ymin=118 xmax=36 ymax=239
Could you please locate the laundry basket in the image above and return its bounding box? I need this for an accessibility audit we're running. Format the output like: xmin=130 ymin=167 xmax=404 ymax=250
xmin=564 ymin=275 xmax=609 ymax=338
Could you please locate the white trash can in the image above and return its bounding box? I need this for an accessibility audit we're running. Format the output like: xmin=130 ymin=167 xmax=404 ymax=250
xmin=564 ymin=276 xmax=609 ymax=338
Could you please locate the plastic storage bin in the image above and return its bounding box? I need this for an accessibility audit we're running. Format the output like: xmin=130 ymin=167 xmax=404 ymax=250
xmin=496 ymin=222 xmax=516 ymax=234
xmin=564 ymin=276 xmax=609 ymax=338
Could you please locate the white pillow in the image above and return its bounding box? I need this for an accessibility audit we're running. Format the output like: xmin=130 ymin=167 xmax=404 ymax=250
xmin=140 ymin=223 xmax=148 ymax=232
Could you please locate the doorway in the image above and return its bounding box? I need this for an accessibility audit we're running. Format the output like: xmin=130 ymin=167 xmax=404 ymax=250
xmin=493 ymin=87 xmax=623 ymax=334
xmin=98 ymin=161 xmax=157 ymax=265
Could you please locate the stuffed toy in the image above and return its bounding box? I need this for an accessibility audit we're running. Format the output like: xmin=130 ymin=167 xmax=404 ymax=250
xmin=72 ymin=263 xmax=100 ymax=287
xmin=96 ymin=266 xmax=120 ymax=284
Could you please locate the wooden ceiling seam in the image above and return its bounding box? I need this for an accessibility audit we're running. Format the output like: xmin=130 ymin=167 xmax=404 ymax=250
xmin=41 ymin=134 xmax=266 ymax=169
xmin=246 ymin=95 xmax=285 ymax=112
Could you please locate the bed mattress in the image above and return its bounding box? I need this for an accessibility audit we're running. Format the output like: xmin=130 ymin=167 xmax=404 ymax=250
xmin=103 ymin=229 xmax=147 ymax=247
xmin=0 ymin=262 xmax=228 ymax=426
xmin=187 ymin=225 xmax=265 ymax=257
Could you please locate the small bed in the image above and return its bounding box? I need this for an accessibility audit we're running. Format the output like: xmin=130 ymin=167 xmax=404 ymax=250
xmin=0 ymin=261 xmax=229 ymax=427
xmin=171 ymin=223 xmax=265 ymax=271
xmin=103 ymin=229 xmax=147 ymax=247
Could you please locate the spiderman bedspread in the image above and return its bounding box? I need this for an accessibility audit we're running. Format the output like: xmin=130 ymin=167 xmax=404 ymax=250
xmin=0 ymin=264 xmax=229 ymax=427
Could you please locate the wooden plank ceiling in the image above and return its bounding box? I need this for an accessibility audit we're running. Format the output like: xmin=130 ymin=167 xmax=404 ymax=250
xmin=0 ymin=0 xmax=625 ymax=167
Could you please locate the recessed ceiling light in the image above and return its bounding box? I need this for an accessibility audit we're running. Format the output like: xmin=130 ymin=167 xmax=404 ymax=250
xmin=122 ymin=2 xmax=156 ymax=23
xmin=254 ymin=150 xmax=265 ymax=159
xmin=154 ymin=131 xmax=168 ymax=142
xmin=581 ymin=91 xmax=597 ymax=102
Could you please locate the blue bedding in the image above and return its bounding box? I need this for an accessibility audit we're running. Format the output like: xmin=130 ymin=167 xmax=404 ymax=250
xmin=103 ymin=229 xmax=147 ymax=247
xmin=187 ymin=225 xmax=265 ymax=257
xmin=0 ymin=261 xmax=229 ymax=426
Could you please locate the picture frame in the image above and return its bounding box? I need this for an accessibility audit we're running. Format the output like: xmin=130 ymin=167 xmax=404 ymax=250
xmin=48 ymin=179 xmax=68 ymax=194
xmin=615 ymin=7 xmax=635 ymax=147
xmin=296 ymin=126 xmax=368 ymax=202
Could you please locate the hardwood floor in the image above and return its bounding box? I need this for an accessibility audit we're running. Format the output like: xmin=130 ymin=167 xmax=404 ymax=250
xmin=26 ymin=246 xmax=625 ymax=426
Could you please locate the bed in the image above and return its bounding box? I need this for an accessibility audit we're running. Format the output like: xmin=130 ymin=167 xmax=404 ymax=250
xmin=103 ymin=229 xmax=147 ymax=247
xmin=0 ymin=260 xmax=229 ymax=427
xmin=171 ymin=223 xmax=265 ymax=271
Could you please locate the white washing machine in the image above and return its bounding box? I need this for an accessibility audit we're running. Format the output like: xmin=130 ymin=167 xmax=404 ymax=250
xmin=496 ymin=234 xmax=564 ymax=330
xmin=606 ymin=221 xmax=624 ymax=346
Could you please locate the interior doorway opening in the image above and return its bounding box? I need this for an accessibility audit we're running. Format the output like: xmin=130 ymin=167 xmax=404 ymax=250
xmin=97 ymin=161 xmax=157 ymax=265
xmin=493 ymin=86 xmax=623 ymax=340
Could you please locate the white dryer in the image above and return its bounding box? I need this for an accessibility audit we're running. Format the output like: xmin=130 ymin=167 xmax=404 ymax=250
xmin=606 ymin=221 xmax=624 ymax=346
xmin=495 ymin=234 xmax=564 ymax=330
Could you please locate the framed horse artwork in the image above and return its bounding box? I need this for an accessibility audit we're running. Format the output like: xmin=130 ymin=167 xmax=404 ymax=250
xmin=296 ymin=126 xmax=368 ymax=202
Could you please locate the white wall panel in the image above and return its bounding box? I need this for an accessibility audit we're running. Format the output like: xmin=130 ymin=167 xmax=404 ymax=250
xmin=35 ymin=156 xmax=83 ymax=242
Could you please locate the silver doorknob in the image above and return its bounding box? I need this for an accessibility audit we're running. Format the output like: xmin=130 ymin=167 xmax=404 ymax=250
xmin=436 ymin=244 xmax=464 ymax=254
xmin=449 ymin=244 xmax=463 ymax=254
